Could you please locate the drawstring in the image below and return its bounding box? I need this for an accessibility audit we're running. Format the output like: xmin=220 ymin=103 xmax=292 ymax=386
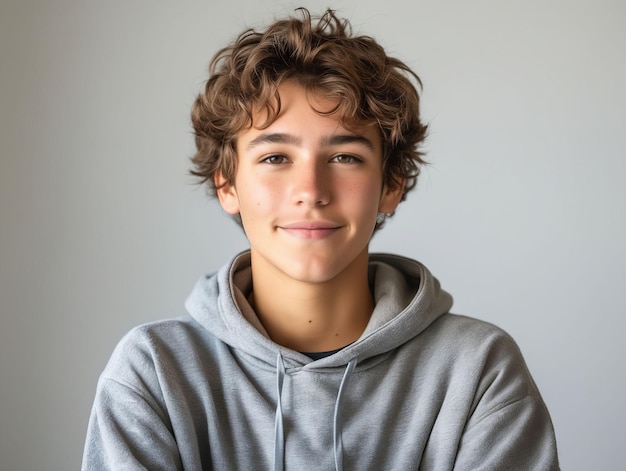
xmin=274 ymin=352 xmax=286 ymax=471
xmin=273 ymin=353 xmax=357 ymax=471
xmin=333 ymin=358 xmax=357 ymax=471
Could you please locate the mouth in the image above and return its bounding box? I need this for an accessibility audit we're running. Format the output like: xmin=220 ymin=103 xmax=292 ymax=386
xmin=278 ymin=221 xmax=342 ymax=240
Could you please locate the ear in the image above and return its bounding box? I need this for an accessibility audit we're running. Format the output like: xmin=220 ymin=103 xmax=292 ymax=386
xmin=214 ymin=171 xmax=240 ymax=215
xmin=378 ymin=178 xmax=405 ymax=214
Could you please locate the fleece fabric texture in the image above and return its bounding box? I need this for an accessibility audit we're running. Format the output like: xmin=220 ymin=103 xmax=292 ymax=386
xmin=82 ymin=252 xmax=559 ymax=470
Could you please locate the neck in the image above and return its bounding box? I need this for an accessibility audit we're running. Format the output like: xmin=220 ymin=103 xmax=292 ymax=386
xmin=249 ymin=249 xmax=374 ymax=352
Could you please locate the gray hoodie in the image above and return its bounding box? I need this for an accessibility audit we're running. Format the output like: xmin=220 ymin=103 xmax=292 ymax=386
xmin=82 ymin=252 xmax=559 ymax=470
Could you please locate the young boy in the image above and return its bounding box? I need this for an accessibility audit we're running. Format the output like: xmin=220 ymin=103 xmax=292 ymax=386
xmin=83 ymin=9 xmax=559 ymax=470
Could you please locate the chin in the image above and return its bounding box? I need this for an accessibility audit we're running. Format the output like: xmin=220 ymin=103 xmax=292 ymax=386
xmin=287 ymin=269 xmax=339 ymax=285
xmin=282 ymin=260 xmax=345 ymax=285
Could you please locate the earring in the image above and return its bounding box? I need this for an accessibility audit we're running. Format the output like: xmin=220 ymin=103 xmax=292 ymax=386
xmin=376 ymin=212 xmax=394 ymax=225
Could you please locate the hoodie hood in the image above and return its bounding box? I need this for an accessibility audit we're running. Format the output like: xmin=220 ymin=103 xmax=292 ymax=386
xmin=185 ymin=251 xmax=453 ymax=369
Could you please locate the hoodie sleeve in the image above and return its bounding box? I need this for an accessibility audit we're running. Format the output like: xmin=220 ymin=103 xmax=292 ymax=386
xmin=82 ymin=376 xmax=183 ymax=471
xmin=453 ymin=330 xmax=560 ymax=471
xmin=81 ymin=324 xmax=188 ymax=471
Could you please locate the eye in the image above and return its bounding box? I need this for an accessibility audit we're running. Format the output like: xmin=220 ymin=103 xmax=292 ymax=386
xmin=330 ymin=154 xmax=361 ymax=164
xmin=260 ymin=154 xmax=289 ymax=164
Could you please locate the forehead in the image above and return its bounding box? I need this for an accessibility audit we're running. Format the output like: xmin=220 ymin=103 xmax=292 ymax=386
xmin=239 ymin=81 xmax=381 ymax=146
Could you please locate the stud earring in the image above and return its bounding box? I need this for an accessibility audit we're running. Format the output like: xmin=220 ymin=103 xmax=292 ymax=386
xmin=376 ymin=212 xmax=394 ymax=225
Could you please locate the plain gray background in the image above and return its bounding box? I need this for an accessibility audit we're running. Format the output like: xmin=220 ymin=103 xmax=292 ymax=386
xmin=1 ymin=0 xmax=624 ymax=469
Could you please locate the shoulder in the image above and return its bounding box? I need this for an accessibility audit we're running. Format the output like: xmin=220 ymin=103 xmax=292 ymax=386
xmin=429 ymin=314 xmax=545 ymax=410
xmin=118 ymin=314 xmax=207 ymax=344
xmin=100 ymin=315 xmax=224 ymax=392
xmin=109 ymin=315 xmax=209 ymax=361
xmin=427 ymin=313 xmax=523 ymax=356
xmin=411 ymin=313 xmax=538 ymax=396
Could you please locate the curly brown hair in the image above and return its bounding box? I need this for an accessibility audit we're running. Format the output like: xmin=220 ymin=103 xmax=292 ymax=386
xmin=191 ymin=8 xmax=427 ymax=226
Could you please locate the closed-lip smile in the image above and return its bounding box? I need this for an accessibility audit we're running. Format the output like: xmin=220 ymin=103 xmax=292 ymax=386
xmin=278 ymin=221 xmax=342 ymax=240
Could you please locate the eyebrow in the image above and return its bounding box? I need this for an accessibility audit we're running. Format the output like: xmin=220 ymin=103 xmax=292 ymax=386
xmin=246 ymin=132 xmax=375 ymax=151
xmin=320 ymin=134 xmax=375 ymax=151
xmin=246 ymin=133 xmax=302 ymax=150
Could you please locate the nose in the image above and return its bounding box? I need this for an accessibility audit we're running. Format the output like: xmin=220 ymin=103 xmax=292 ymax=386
xmin=292 ymin=160 xmax=330 ymax=207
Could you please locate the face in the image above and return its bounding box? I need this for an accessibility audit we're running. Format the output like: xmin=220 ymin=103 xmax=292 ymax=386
xmin=216 ymin=82 xmax=403 ymax=285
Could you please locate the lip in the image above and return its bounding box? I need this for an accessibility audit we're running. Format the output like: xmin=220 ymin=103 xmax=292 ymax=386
xmin=278 ymin=221 xmax=342 ymax=240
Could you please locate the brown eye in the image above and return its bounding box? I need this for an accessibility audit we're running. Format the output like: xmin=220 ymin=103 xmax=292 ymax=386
xmin=331 ymin=154 xmax=361 ymax=164
xmin=261 ymin=155 xmax=288 ymax=164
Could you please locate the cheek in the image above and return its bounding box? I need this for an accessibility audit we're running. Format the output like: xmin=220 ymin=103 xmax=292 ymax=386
xmin=345 ymin=177 xmax=383 ymax=211
xmin=239 ymin=176 xmax=284 ymax=217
